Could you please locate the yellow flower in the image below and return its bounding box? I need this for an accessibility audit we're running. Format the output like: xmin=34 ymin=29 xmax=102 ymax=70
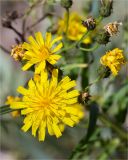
xmin=11 ymin=44 xmax=24 ymax=61
xmin=58 ymin=12 xmax=91 ymax=44
xmin=5 ymin=96 xmax=21 ymax=117
xmin=10 ymin=69 xmax=84 ymax=141
xmin=100 ymin=48 xmax=126 ymax=76
xmin=22 ymin=32 xmax=63 ymax=74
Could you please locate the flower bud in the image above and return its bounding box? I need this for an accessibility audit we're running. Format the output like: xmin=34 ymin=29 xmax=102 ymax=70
xmin=99 ymin=0 xmax=113 ymax=17
xmin=82 ymin=16 xmax=96 ymax=30
xmin=96 ymin=29 xmax=110 ymax=45
xmin=7 ymin=10 xmax=19 ymax=20
xmin=61 ymin=0 xmax=72 ymax=9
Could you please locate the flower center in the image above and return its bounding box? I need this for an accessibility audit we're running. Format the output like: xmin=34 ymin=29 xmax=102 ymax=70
xmin=39 ymin=46 xmax=50 ymax=60
xmin=40 ymin=98 xmax=51 ymax=108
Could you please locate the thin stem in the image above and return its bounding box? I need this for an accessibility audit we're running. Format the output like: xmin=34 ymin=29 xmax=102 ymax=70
xmin=22 ymin=0 xmax=46 ymax=35
xmin=0 ymin=44 xmax=10 ymax=54
xmin=96 ymin=15 xmax=103 ymax=25
xmin=61 ymin=63 xmax=88 ymax=70
xmin=66 ymin=8 xmax=70 ymax=36
xmin=10 ymin=25 xmax=25 ymax=41
xmin=27 ymin=12 xmax=59 ymax=31
xmin=85 ymin=76 xmax=101 ymax=91
xmin=99 ymin=113 xmax=128 ymax=140
xmin=79 ymin=43 xmax=100 ymax=52
xmin=76 ymin=31 xmax=90 ymax=47
xmin=60 ymin=15 xmax=103 ymax=53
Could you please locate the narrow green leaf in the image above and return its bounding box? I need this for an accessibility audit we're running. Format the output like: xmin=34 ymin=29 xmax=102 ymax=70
xmin=69 ymin=102 xmax=99 ymax=159
xmin=0 ymin=105 xmax=15 ymax=115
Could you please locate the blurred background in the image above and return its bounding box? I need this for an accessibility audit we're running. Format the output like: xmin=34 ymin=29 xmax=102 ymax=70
xmin=0 ymin=0 xmax=128 ymax=159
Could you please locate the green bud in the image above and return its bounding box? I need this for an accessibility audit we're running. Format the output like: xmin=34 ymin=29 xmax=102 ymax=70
xmin=99 ymin=0 xmax=113 ymax=17
xmin=96 ymin=29 xmax=110 ymax=45
xmin=61 ymin=0 xmax=72 ymax=9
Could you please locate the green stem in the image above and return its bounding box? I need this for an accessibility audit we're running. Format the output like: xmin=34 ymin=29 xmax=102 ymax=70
xmin=79 ymin=43 xmax=100 ymax=52
xmin=61 ymin=63 xmax=88 ymax=70
xmin=96 ymin=15 xmax=103 ymax=25
xmin=60 ymin=15 xmax=103 ymax=53
xmin=99 ymin=113 xmax=128 ymax=140
xmin=66 ymin=8 xmax=69 ymax=36
xmin=76 ymin=31 xmax=90 ymax=47
xmin=85 ymin=76 xmax=101 ymax=91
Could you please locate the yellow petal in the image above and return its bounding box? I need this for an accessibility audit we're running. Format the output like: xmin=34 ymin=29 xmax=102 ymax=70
xmin=47 ymin=121 xmax=55 ymax=136
xmin=22 ymin=42 xmax=31 ymax=50
xmin=66 ymin=90 xmax=79 ymax=99
xmin=50 ymin=36 xmax=62 ymax=47
xmin=49 ymin=54 xmax=61 ymax=61
xmin=52 ymin=43 xmax=63 ymax=53
xmin=62 ymin=117 xmax=74 ymax=127
xmin=64 ymin=98 xmax=78 ymax=104
xmin=28 ymin=79 xmax=36 ymax=89
xmin=17 ymin=86 xmax=28 ymax=95
xmin=22 ymin=113 xmax=34 ymax=132
xmin=35 ymin=61 xmax=46 ymax=74
xmin=22 ymin=62 xmax=34 ymax=71
xmin=47 ymin=58 xmax=56 ymax=65
xmin=45 ymin=32 xmax=52 ymax=45
xmin=10 ymin=102 xmax=25 ymax=109
xmin=22 ymin=120 xmax=32 ymax=132
xmin=38 ymin=120 xmax=46 ymax=141
xmin=62 ymin=80 xmax=76 ymax=90
xmin=35 ymin=32 xmax=44 ymax=45
xmin=52 ymin=123 xmax=62 ymax=138
xmin=32 ymin=111 xmax=44 ymax=137
xmin=41 ymin=69 xmax=48 ymax=84
xmin=21 ymin=108 xmax=34 ymax=115
xmin=28 ymin=35 xmax=39 ymax=49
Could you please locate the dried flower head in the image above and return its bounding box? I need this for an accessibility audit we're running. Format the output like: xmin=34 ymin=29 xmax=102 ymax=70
xmin=78 ymin=92 xmax=91 ymax=104
xmin=5 ymin=96 xmax=21 ymax=117
xmin=100 ymin=48 xmax=126 ymax=76
xmin=10 ymin=69 xmax=84 ymax=141
xmin=104 ymin=21 xmax=122 ymax=37
xmin=11 ymin=44 xmax=24 ymax=61
xmin=22 ymin=32 xmax=63 ymax=74
xmin=82 ymin=16 xmax=96 ymax=30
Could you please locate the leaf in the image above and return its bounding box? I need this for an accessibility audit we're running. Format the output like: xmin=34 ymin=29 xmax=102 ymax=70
xmin=85 ymin=102 xmax=99 ymax=141
xmin=0 ymin=105 xmax=15 ymax=115
xmin=69 ymin=102 xmax=99 ymax=159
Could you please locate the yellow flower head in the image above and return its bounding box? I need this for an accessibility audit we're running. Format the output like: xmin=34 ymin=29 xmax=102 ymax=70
xmin=5 ymin=96 xmax=21 ymax=117
xmin=10 ymin=69 xmax=84 ymax=141
xmin=58 ymin=12 xmax=91 ymax=44
xmin=22 ymin=32 xmax=63 ymax=74
xmin=11 ymin=44 xmax=24 ymax=61
xmin=100 ymin=48 xmax=126 ymax=76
